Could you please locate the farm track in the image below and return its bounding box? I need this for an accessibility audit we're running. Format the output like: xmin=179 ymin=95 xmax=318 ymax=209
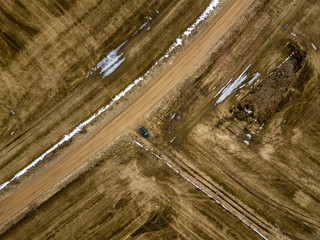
xmin=149 ymin=139 xmax=273 ymax=237
xmin=0 ymin=0 xmax=254 ymax=232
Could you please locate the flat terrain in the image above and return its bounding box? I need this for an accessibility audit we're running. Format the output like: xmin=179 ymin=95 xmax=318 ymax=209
xmin=0 ymin=0 xmax=253 ymax=230
xmin=1 ymin=0 xmax=320 ymax=239
xmin=0 ymin=0 xmax=213 ymax=184
xmin=1 ymin=138 xmax=259 ymax=239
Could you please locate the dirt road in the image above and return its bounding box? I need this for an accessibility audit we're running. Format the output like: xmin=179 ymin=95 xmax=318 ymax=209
xmin=0 ymin=0 xmax=254 ymax=229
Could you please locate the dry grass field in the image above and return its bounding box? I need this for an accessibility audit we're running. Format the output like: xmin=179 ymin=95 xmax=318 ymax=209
xmin=145 ymin=0 xmax=320 ymax=238
xmin=0 ymin=0 xmax=320 ymax=239
xmin=0 ymin=0 xmax=213 ymax=184
xmin=1 ymin=137 xmax=259 ymax=239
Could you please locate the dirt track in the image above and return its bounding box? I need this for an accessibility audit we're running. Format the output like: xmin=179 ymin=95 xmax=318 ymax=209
xmin=0 ymin=0 xmax=254 ymax=228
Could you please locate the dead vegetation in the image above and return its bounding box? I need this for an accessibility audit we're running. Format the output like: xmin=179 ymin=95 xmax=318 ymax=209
xmin=0 ymin=137 xmax=259 ymax=240
xmin=234 ymin=43 xmax=307 ymax=123
xmin=1 ymin=0 xmax=320 ymax=239
xmin=0 ymin=0 xmax=213 ymax=185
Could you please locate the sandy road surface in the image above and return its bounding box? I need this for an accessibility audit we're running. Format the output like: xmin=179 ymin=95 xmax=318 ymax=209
xmin=0 ymin=0 xmax=254 ymax=229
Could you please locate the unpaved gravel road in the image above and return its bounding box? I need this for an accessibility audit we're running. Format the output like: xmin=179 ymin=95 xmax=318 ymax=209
xmin=0 ymin=0 xmax=254 ymax=229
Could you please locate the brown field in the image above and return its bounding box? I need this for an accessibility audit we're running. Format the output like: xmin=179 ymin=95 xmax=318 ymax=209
xmin=1 ymin=137 xmax=260 ymax=239
xmin=0 ymin=0 xmax=214 ymax=184
xmin=1 ymin=0 xmax=320 ymax=239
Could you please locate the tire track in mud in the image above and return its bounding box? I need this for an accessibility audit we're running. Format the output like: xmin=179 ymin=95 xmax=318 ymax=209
xmin=195 ymin=143 xmax=320 ymax=227
xmin=219 ymin=121 xmax=320 ymax=222
xmin=156 ymin=133 xmax=320 ymax=232
xmin=148 ymin=139 xmax=273 ymax=239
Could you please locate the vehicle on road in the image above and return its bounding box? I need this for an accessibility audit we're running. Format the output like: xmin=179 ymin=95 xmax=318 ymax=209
xmin=139 ymin=125 xmax=150 ymax=138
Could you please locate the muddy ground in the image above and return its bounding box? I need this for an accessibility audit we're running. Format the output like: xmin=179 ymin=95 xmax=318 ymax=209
xmin=1 ymin=0 xmax=320 ymax=239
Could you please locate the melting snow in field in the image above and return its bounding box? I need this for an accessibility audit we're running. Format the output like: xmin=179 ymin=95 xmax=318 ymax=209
xmin=183 ymin=0 xmax=220 ymax=37
xmin=215 ymin=65 xmax=251 ymax=104
xmin=311 ymin=43 xmax=317 ymax=51
xmin=86 ymin=42 xmax=127 ymax=79
xmin=0 ymin=0 xmax=222 ymax=191
xmin=10 ymin=131 xmax=15 ymax=135
xmin=133 ymin=141 xmax=268 ymax=240
xmin=244 ymin=107 xmax=253 ymax=114
xmin=290 ymin=32 xmax=297 ymax=38
xmin=268 ymin=52 xmax=294 ymax=78
xmin=247 ymin=72 xmax=260 ymax=86
xmin=6 ymin=105 xmax=15 ymax=115
xmin=244 ymin=140 xmax=250 ymax=145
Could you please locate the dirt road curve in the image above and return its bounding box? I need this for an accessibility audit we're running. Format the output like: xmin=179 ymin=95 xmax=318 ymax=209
xmin=0 ymin=0 xmax=254 ymax=228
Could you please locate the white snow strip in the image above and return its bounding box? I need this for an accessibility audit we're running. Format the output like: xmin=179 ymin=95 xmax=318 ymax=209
xmin=214 ymin=78 xmax=233 ymax=98
xmin=246 ymin=72 xmax=260 ymax=86
xmin=155 ymin=10 xmax=159 ymax=14
xmin=133 ymin=140 xmax=268 ymax=240
xmin=244 ymin=107 xmax=253 ymax=114
xmin=0 ymin=0 xmax=222 ymax=191
xmin=10 ymin=131 xmax=14 ymax=135
xmin=277 ymin=52 xmax=294 ymax=69
xmin=246 ymin=133 xmax=252 ymax=139
xmin=170 ymin=137 xmax=176 ymax=143
xmin=268 ymin=52 xmax=294 ymax=78
xmin=311 ymin=43 xmax=317 ymax=51
xmin=259 ymin=123 xmax=264 ymax=130
xmin=6 ymin=105 xmax=15 ymax=115
xmin=211 ymin=86 xmax=216 ymax=91
xmin=86 ymin=41 xmax=127 ymax=78
xmin=215 ymin=65 xmax=251 ymax=104
xmin=183 ymin=0 xmax=220 ymax=37
xmin=244 ymin=140 xmax=250 ymax=145
xmin=290 ymin=32 xmax=297 ymax=38
xmin=133 ymin=21 xmax=150 ymax=36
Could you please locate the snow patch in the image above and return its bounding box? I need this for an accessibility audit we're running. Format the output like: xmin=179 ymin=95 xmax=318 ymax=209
xmin=170 ymin=137 xmax=176 ymax=143
xmin=215 ymin=65 xmax=251 ymax=104
xmin=183 ymin=0 xmax=220 ymax=38
xmin=268 ymin=52 xmax=294 ymax=77
xmin=86 ymin=41 xmax=126 ymax=78
xmin=214 ymin=78 xmax=233 ymax=98
xmin=6 ymin=105 xmax=15 ymax=115
xmin=246 ymin=133 xmax=252 ymax=139
xmin=259 ymin=123 xmax=264 ymax=130
xmin=290 ymin=32 xmax=297 ymax=38
xmin=244 ymin=107 xmax=253 ymax=114
xmin=10 ymin=131 xmax=15 ymax=135
xmin=0 ymin=0 xmax=222 ymax=191
xmin=244 ymin=140 xmax=250 ymax=145
xmin=247 ymin=72 xmax=260 ymax=86
xmin=311 ymin=43 xmax=317 ymax=51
